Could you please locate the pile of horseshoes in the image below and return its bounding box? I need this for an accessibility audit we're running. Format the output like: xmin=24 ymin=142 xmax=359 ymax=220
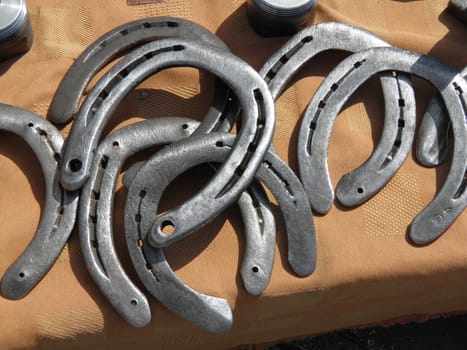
xmin=0 ymin=18 xmax=465 ymax=334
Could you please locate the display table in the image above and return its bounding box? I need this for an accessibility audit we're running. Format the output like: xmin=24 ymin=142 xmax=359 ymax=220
xmin=0 ymin=0 xmax=466 ymax=349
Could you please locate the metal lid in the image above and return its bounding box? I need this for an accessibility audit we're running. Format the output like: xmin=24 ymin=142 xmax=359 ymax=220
xmin=252 ymin=0 xmax=316 ymax=17
xmin=0 ymin=0 xmax=28 ymax=41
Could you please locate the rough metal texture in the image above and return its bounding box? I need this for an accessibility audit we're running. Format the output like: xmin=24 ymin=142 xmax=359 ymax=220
xmin=298 ymin=70 xmax=415 ymax=211
xmin=259 ymin=22 xmax=415 ymax=208
xmin=80 ymin=117 xmax=276 ymax=329
xmin=417 ymin=66 xmax=467 ymax=167
xmin=0 ymin=104 xmax=78 ymax=300
xmin=60 ymin=38 xmax=275 ymax=248
xmin=126 ymin=132 xmax=316 ymax=277
xmin=48 ymin=17 xmax=237 ymax=131
xmin=297 ymin=47 xmax=467 ymax=244
xmin=123 ymin=160 xmax=276 ymax=297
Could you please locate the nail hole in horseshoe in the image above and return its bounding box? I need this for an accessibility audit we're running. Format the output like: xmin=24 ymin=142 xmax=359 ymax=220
xmin=19 ymin=272 xmax=25 ymax=278
xmin=27 ymin=123 xmax=34 ymax=128
xmin=131 ymin=299 xmax=138 ymax=306
xmin=68 ymin=159 xmax=82 ymax=172
xmin=160 ymin=220 xmax=175 ymax=236
xmin=112 ymin=141 xmax=120 ymax=148
xmin=182 ymin=124 xmax=189 ymax=130
xmin=252 ymin=266 xmax=259 ymax=273
xmin=357 ymin=187 xmax=364 ymax=194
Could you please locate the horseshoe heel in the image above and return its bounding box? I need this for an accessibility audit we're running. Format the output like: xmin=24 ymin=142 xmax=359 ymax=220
xmin=416 ymin=66 xmax=467 ymax=167
xmin=48 ymin=17 xmax=237 ymax=132
xmin=128 ymin=132 xmax=316 ymax=276
xmin=60 ymin=38 xmax=275 ymax=248
xmin=0 ymin=104 xmax=78 ymax=299
xmin=335 ymin=73 xmax=415 ymax=207
xmin=237 ymin=181 xmax=276 ymax=295
xmin=298 ymin=47 xmax=467 ymax=243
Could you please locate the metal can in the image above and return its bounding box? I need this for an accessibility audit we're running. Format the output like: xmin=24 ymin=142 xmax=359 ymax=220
xmin=247 ymin=0 xmax=317 ymax=37
xmin=0 ymin=0 xmax=34 ymax=62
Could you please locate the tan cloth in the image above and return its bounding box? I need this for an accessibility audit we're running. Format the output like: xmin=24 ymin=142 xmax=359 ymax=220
xmin=0 ymin=0 xmax=466 ymax=349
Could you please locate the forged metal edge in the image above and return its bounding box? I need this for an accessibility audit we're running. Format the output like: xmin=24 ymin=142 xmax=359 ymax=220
xmin=417 ymin=66 xmax=467 ymax=167
xmin=48 ymin=16 xmax=236 ymax=131
xmin=79 ymin=117 xmax=201 ymax=327
xmin=297 ymin=47 xmax=467 ymax=244
xmin=0 ymin=104 xmax=78 ymax=299
xmin=60 ymin=38 xmax=275 ymax=249
xmin=128 ymin=132 xmax=315 ymax=276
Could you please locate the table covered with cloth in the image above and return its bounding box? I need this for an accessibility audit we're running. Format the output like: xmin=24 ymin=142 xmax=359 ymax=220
xmin=0 ymin=0 xmax=466 ymax=349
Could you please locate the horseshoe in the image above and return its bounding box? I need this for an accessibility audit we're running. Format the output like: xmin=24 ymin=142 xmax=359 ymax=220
xmin=123 ymin=161 xmax=276 ymax=297
xmin=60 ymin=38 xmax=275 ymax=246
xmin=80 ymin=117 xmax=275 ymax=329
xmin=259 ymin=22 xmax=416 ymax=211
xmin=126 ymin=132 xmax=316 ymax=276
xmin=417 ymin=66 xmax=467 ymax=167
xmin=0 ymin=104 xmax=78 ymax=300
xmin=48 ymin=17 xmax=238 ymax=132
xmin=298 ymin=47 xmax=467 ymax=244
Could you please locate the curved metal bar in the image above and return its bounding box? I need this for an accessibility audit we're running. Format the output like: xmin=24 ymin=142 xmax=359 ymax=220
xmin=298 ymin=68 xmax=415 ymax=213
xmin=335 ymin=73 xmax=415 ymax=207
xmin=81 ymin=117 xmax=275 ymax=330
xmin=259 ymin=22 xmax=393 ymax=99
xmin=60 ymin=38 xmax=275 ymax=248
xmin=48 ymin=17 xmax=237 ymax=132
xmin=0 ymin=104 xmax=78 ymax=300
xmin=258 ymin=22 xmax=415 ymax=209
xmin=417 ymin=66 xmax=467 ymax=167
xmin=123 ymin=160 xmax=276 ymax=296
xmin=127 ymin=132 xmax=316 ymax=276
xmin=298 ymin=47 xmax=467 ymax=244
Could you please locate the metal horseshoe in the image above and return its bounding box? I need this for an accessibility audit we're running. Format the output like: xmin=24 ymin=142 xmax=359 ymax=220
xmin=123 ymin=160 xmax=276 ymax=297
xmin=48 ymin=17 xmax=238 ymax=132
xmin=417 ymin=66 xmax=467 ymax=167
xmin=126 ymin=132 xmax=316 ymax=276
xmin=80 ymin=117 xmax=275 ymax=330
xmin=60 ymin=38 xmax=275 ymax=247
xmin=0 ymin=104 xmax=78 ymax=300
xmin=298 ymin=47 xmax=466 ymax=244
xmin=259 ymin=22 xmax=416 ymax=212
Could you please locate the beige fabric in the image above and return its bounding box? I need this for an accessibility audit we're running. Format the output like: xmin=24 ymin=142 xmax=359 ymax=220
xmin=0 ymin=0 xmax=466 ymax=349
